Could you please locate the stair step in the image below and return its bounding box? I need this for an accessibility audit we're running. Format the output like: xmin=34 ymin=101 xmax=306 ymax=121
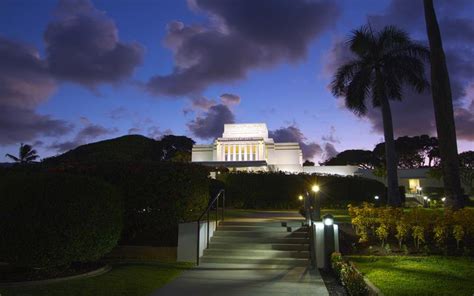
xmin=213 ymin=230 xmax=308 ymax=238
xmin=210 ymin=236 xmax=309 ymax=244
xmin=208 ymin=242 xmax=309 ymax=251
xmin=216 ymin=226 xmax=295 ymax=232
xmin=220 ymin=221 xmax=305 ymax=228
xmin=200 ymin=255 xmax=310 ymax=266
xmin=204 ymin=248 xmax=309 ymax=258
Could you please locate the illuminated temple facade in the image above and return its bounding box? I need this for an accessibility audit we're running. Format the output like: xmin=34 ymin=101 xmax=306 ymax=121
xmin=191 ymin=123 xmax=303 ymax=173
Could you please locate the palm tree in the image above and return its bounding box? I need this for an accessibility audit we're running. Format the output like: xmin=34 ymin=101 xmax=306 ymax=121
xmin=423 ymin=0 xmax=464 ymax=209
xmin=331 ymin=25 xmax=430 ymax=206
xmin=5 ymin=143 xmax=39 ymax=164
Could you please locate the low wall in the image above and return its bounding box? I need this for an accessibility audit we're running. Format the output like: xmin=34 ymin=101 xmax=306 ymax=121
xmin=105 ymin=245 xmax=177 ymax=261
xmin=177 ymin=220 xmax=218 ymax=262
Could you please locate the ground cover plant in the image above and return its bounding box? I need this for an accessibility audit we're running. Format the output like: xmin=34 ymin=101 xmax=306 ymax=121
xmin=348 ymin=256 xmax=474 ymax=296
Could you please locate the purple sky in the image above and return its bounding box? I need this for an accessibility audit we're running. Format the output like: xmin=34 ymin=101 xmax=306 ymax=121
xmin=1 ymin=0 xmax=473 ymax=163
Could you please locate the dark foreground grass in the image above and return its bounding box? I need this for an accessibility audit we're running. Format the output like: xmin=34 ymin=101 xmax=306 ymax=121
xmin=0 ymin=262 xmax=192 ymax=296
xmin=348 ymin=256 xmax=474 ymax=296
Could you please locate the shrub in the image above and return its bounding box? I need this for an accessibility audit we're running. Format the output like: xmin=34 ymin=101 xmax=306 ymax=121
xmin=331 ymin=252 xmax=369 ymax=296
xmin=218 ymin=172 xmax=386 ymax=209
xmin=0 ymin=172 xmax=122 ymax=268
xmin=46 ymin=161 xmax=210 ymax=246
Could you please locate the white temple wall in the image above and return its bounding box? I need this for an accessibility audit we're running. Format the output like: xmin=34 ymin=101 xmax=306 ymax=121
xmin=191 ymin=145 xmax=213 ymax=162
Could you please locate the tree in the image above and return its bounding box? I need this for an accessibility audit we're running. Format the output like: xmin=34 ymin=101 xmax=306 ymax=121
xmin=331 ymin=25 xmax=429 ymax=206
xmin=423 ymin=0 xmax=464 ymax=209
xmin=322 ymin=149 xmax=378 ymax=169
xmin=459 ymin=151 xmax=474 ymax=195
xmin=303 ymin=160 xmax=315 ymax=166
xmin=5 ymin=143 xmax=39 ymax=164
xmin=373 ymin=135 xmax=439 ymax=168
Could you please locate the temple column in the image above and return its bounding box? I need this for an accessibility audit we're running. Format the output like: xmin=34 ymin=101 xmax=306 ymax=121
xmin=249 ymin=145 xmax=253 ymax=161
xmin=244 ymin=144 xmax=247 ymax=161
xmin=238 ymin=144 xmax=241 ymax=161
xmin=232 ymin=144 xmax=236 ymax=161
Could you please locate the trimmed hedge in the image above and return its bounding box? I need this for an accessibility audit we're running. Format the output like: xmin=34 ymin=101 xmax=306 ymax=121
xmin=47 ymin=161 xmax=211 ymax=246
xmin=0 ymin=172 xmax=122 ymax=268
xmin=218 ymin=172 xmax=386 ymax=209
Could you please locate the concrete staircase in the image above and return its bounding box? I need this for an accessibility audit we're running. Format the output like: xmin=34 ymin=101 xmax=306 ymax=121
xmin=200 ymin=220 xmax=310 ymax=267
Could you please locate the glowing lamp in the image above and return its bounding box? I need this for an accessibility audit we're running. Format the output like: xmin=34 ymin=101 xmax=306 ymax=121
xmin=374 ymin=195 xmax=379 ymax=200
xmin=423 ymin=196 xmax=428 ymax=200
xmin=298 ymin=195 xmax=303 ymax=201
xmin=312 ymin=185 xmax=320 ymax=193
xmin=442 ymin=197 xmax=446 ymax=202
xmin=323 ymin=214 xmax=334 ymax=226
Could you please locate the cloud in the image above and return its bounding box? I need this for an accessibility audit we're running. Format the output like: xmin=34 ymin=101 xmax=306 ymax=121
xmin=0 ymin=36 xmax=72 ymax=145
xmin=128 ymin=127 xmax=141 ymax=134
xmin=322 ymin=126 xmax=339 ymax=143
xmin=147 ymin=126 xmax=173 ymax=139
xmin=220 ymin=93 xmax=240 ymax=106
xmin=147 ymin=0 xmax=340 ymax=96
xmin=49 ymin=120 xmax=117 ymax=153
xmin=0 ymin=105 xmax=73 ymax=145
xmin=187 ymin=104 xmax=235 ymax=139
xmin=0 ymin=36 xmax=57 ymax=109
xmin=269 ymin=125 xmax=322 ymax=159
xmin=322 ymin=0 xmax=474 ymax=142
xmin=44 ymin=0 xmax=144 ymax=87
xmin=322 ymin=142 xmax=338 ymax=161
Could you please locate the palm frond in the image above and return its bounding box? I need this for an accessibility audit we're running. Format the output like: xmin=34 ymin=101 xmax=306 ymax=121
xmin=5 ymin=154 xmax=20 ymax=162
xmin=348 ymin=25 xmax=375 ymax=58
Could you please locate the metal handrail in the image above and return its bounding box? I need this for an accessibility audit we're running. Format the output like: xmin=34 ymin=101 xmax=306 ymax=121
xmin=196 ymin=189 xmax=225 ymax=265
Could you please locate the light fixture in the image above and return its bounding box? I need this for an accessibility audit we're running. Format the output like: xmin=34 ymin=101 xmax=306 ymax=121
xmin=416 ymin=186 xmax=422 ymax=191
xmin=374 ymin=195 xmax=379 ymax=200
xmin=427 ymin=198 xmax=431 ymax=202
xmin=442 ymin=197 xmax=446 ymax=202
xmin=298 ymin=195 xmax=303 ymax=201
xmin=312 ymin=184 xmax=320 ymax=193
xmin=323 ymin=214 xmax=334 ymax=226
xmin=423 ymin=196 xmax=428 ymax=200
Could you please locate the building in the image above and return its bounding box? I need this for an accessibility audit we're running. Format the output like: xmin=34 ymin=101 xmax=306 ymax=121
xmin=191 ymin=123 xmax=303 ymax=173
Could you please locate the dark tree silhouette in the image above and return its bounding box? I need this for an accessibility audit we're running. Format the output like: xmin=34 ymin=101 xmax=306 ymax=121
xmin=322 ymin=149 xmax=378 ymax=169
xmin=331 ymin=25 xmax=429 ymax=206
xmin=5 ymin=143 xmax=39 ymax=163
xmin=423 ymin=0 xmax=464 ymax=209
xmin=303 ymin=160 xmax=315 ymax=166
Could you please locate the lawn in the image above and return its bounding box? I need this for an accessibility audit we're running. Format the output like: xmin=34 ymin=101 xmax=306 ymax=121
xmin=0 ymin=262 xmax=192 ymax=296
xmin=348 ymin=256 xmax=474 ymax=296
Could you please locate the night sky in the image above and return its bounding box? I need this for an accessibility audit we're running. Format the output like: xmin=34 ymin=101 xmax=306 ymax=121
xmin=1 ymin=0 xmax=473 ymax=163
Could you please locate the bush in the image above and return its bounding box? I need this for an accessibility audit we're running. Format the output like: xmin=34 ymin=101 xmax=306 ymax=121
xmin=47 ymin=161 xmax=211 ymax=246
xmin=331 ymin=252 xmax=369 ymax=296
xmin=0 ymin=172 xmax=122 ymax=268
xmin=218 ymin=172 xmax=386 ymax=209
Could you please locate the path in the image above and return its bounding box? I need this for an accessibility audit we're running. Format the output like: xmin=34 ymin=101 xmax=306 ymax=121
xmin=152 ymin=211 xmax=329 ymax=296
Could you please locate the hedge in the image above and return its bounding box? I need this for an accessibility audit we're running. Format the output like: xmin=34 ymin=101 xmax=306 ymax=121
xmin=0 ymin=172 xmax=122 ymax=268
xmin=218 ymin=172 xmax=386 ymax=209
xmin=331 ymin=252 xmax=370 ymax=296
xmin=46 ymin=161 xmax=211 ymax=246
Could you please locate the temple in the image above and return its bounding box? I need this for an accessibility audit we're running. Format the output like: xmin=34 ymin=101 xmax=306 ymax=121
xmin=191 ymin=123 xmax=303 ymax=173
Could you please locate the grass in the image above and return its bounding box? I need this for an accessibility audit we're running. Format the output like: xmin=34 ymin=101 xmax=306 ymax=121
xmin=348 ymin=256 xmax=474 ymax=296
xmin=0 ymin=262 xmax=193 ymax=296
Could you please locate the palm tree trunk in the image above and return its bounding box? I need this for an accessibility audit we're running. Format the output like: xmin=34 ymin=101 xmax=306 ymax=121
xmin=379 ymin=94 xmax=401 ymax=206
xmin=423 ymin=0 xmax=464 ymax=209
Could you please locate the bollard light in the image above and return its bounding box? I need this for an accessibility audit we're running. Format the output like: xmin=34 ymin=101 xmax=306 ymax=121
xmin=423 ymin=196 xmax=428 ymax=200
xmin=298 ymin=195 xmax=304 ymax=201
xmin=323 ymin=214 xmax=334 ymax=226
xmin=442 ymin=197 xmax=446 ymax=202
xmin=374 ymin=195 xmax=379 ymax=200
xmin=312 ymin=184 xmax=320 ymax=193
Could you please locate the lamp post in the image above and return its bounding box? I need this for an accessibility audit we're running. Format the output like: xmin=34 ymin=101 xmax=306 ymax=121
xmin=322 ymin=214 xmax=335 ymax=269
xmin=374 ymin=195 xmax=380 ymax=207
xmin=423 ymin=196 xmax=428 ymax=208
xmin=312 ymin=184 xmax=320 ymax=221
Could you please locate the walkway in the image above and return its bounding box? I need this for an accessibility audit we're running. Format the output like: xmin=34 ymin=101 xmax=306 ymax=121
xmin=151 ymin=211 xmax=329 ymax=296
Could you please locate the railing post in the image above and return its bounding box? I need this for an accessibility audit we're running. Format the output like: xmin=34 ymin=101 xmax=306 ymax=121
xmin=196 ymin=220 xmax=200 ymax=265
xmin=207 ymin=210 xmax=210 ymax=248
xmin=222 ymin=190 xmax=225 ymax=221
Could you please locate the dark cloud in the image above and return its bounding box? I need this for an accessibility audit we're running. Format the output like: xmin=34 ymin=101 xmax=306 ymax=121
xmin=0 ymin=105 xmax=73 ymax=145
xmin=187 ymin=104 xmax=235 ymax=139
xmin=128 ymin=127 xmax=141 ymax=134
xmin=147 ymin=126 xmax=173 ymax=140
xmin=44 ymin=0 xmax=144 ymax=87
xmin=147 ymin=0 xmax=339 ymax=96
xmin=49 ymin=121 xmax=117 ymax=153
xmin=220 ymin=93 xmax=240 ymax=106
xmin=0 ymin=36 xmax=56 ymax=108
xmin=269 ymin=125 xmax=322 ymax=159
xmin=323 ymin=142 xmax=338 ymax=161
xmin=323 ymin=0 xmax=474 ymax=142
xmin=192 ymin=97 xmax=217 ymax=110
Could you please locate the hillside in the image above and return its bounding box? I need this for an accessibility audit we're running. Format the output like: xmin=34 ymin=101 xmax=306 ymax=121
xmin=44 ymin=135 xmax=194 ymax=164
